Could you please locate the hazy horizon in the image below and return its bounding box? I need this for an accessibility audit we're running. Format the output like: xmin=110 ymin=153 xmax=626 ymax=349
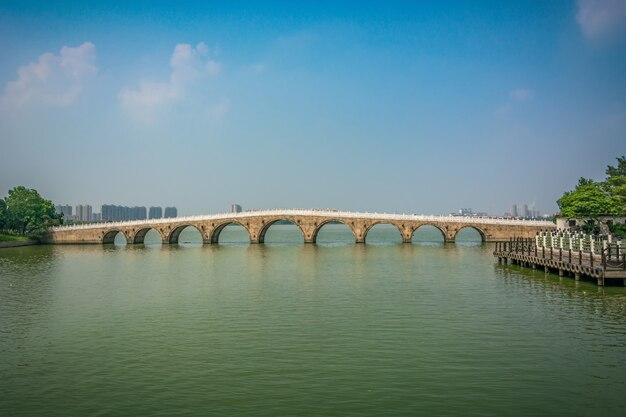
xmin=1 ymin=1 xmax=625 ymax=216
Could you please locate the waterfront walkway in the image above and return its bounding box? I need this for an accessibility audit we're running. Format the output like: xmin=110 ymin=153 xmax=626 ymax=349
xmin=493 ymin=235 xmax=626 ymax=286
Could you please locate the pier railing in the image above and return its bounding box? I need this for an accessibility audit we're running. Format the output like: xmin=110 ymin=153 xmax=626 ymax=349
xmin=495 ymin=238 xmax=625 ymax=272
xmin=494 ymin=232 xmax=626 ymax=285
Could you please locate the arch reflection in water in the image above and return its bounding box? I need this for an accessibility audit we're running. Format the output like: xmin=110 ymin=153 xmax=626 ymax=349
xmin=261 ymin=220 xmax=304 ymax=246
xmin=175 ymin=226 xmax=203 ymax=247
xmin=412 ymin=225 xmax=445 ymax=245
xmin=365 ymin=223 xmax=403 ymax=245
xmin=214 ymin=223 xmax=250 ymax=246
xmin=455 ymin=227 xmax=484 ymax=245
xmin=106 ymin=231 xmax=127 ymax=247
xmin=139 ymin=229 xmax=163 ymax=247
xmin=315 ymin=222 xmax=355 ymax=247
xmin=102 ymin=230 xmax=125 ymax=245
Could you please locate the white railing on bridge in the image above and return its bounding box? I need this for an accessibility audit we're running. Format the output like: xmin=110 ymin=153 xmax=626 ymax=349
xmin=51 ymin=208 xmax=555 ymax=232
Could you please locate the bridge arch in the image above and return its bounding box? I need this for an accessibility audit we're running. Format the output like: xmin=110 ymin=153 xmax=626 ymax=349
xmin=411 ymin=224 xmax=446 ymax=243
xmin=258 ymin=218 xmax=305 ymax=244
xmin=363 ymin=222 xmax=404 ymax=244
xmin=168 ymin=224 xmax=205 ymax=244
xmin=454 ymin=225 xmax=486 ymax=243
xmin=210 ymin=220 xmax=252 ymax=244
xmin=133 ymin=227 xmax=164 ymax=244
xmin=311 ymin=219 xmax=357 ymax=244
xmin=102 ymin=230 xmax=127 ymax=245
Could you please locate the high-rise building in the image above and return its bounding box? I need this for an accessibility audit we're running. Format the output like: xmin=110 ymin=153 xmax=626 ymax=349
xmin=231 ymin=204 xmax=242 ymax=213
xmin=55 ymin=205 xmax=72 ymax=220
xmin=149 ymin=206 xmax=163 ymax=219
xmin=511 ymin=204 xmax=518 ymax=218
xmin=101 ymin=205 xmax=130 ymax=222
xmin=164 ymin=207 xmax=178 ymax=218
xmin=75 ymin=204 xmax=92 ymax=222
xmin=101 ymin=204 xmax=118 ymax=222
xmin=522 ymin=204 xmax=529 ymax=218
xmin=102 ymin=204 xmax=171 ymax=221
xmin=130 ymin=206 xmax=147 ymax=220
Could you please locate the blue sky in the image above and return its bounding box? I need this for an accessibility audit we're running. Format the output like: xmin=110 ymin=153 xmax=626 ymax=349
xmin=1 ymin=0 xmax=625 ymax=216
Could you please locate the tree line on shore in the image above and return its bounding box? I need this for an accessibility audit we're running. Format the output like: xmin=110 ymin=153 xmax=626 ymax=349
xmin=0 ymin=186 xmax=62 ymax=240
xmin=557 ymin=156 xmax=626 ymax=236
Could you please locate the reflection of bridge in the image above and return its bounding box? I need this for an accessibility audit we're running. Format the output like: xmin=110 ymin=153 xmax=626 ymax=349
xmin=44 ymin=209 xmax=555 ymax=245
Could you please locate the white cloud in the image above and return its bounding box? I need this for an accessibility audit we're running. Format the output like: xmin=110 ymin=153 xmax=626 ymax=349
xmin=494 ymin=87 xmax=534 ymax=116
xmin=509 ymin=88 xmax=534 ymax=102
xmin=576 ymin=0 xmax=626 ymax=40
xmin=249 ymin=63 xmax=267 ymax=73
xmin=207 ymin=99 xmax=231 ymax=121
xmin=1 ymin=42 xmax=96 ymax=108
xmin=119 ymin=42 xmax=220 ymax=123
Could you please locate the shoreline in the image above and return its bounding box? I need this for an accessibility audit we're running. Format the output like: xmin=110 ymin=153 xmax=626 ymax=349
xmin=0 ymin=239 xmax=40 ymax=249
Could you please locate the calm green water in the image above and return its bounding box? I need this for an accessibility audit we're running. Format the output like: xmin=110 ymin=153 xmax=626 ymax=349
xmin=1 ymin=224 xmax=625 ymax=417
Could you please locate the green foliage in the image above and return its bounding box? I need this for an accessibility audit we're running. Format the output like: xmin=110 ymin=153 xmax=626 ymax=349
xmin=558 ymin=157 xmax=626 ymax=218
xmin=2 ymin=186 xmax=62 ymax=240
xmin=557 ymin=177 xmax=620 ymax=217
xmin=605 ymin=156 xmax=626 ymax=209
xmin=0 ymin=234 xmax=29 ymax=242
xmin=0 ymin=198 xmax=6 ymax=230
xmin=608 ymin=223 xmax=626 ymax=239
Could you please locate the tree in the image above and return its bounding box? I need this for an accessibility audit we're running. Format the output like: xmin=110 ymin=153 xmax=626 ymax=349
xmin=557 ymin=177 xmax=620 ymax=218
xmin=557 ymin=156 xmax=626 ymax=218
xmin=3 ymin=186 xmax=62 ymax=239
xmin=605 ymin=156 xmax=626 ymax=211
xmin=0 ymin=198 xmax=6 ymax=231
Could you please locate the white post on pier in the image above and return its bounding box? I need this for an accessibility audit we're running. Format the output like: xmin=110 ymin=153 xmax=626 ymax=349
xmin=569 ymin=233 xmax=573 ymax=251
xmin=590 ymin=239 xmax=595 ymax=255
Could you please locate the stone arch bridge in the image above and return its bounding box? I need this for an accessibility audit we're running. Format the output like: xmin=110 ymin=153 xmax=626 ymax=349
xmin=44 ymin=209 xmax=555 ymax=245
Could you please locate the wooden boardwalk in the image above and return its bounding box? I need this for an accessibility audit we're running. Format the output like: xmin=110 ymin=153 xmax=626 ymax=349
xmin=493 ymin=239 xmax=626 ymax=286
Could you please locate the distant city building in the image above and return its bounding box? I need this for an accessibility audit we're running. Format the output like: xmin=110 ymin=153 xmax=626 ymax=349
xmin=75 ymin=204 xmax=92 ymax=222
xmin=91 ymin=212 xmax=101 ymax=222
xmin=451 ymin=208 xmax=488 ymax=217
xmin=231 ymin=204 xmax=242 ymax=213
xmin=130 ymin=206 xmax=147 ymax=220
xmin=101 ymin=204 xmax=147 ymax=221
xmin=149 ymin=206 xmax=163 ymax=219
xmin=506 ymin=203 xmax=540 ymax=218
xmin=102 ymin=205 xmax=121 ymax=222
xmin=55 ymin=204 xmax=72 ymax=220
xmin=522 ymin=204 xmax=529 ymax=218
xmin=164 ymin=207 xmax=178 ymax=218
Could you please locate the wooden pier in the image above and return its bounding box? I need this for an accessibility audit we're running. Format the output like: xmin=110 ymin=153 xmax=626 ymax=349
xmin=493 ymin=232 xmax=626 ymax=286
